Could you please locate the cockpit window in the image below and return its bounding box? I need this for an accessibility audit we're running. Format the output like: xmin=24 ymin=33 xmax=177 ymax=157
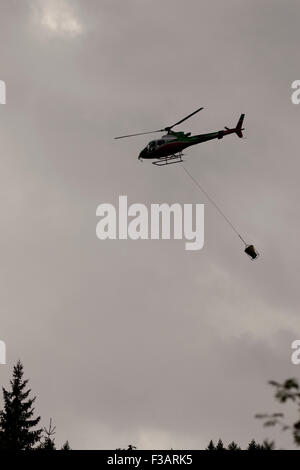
xmin=148 ymin=141 xmax=156 ymax=150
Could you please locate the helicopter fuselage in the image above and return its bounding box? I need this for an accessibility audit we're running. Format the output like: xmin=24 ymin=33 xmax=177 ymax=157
xmin=138 ymin=127 xmax=237 ymax=161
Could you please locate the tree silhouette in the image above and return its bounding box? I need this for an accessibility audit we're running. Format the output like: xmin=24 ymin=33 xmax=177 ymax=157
xmin=116 ymin=444 xmax=137 ymax=450
xmin=227 ymin=441 xmax=241 ymax=450
xmin=38 ymin=418 xmax=56 ymax=450
xmin=127 ymin=444 xmax=137 ymax=450
xmin=260 ymin=440 xmax=275 ymax=450
xmin=205 ymin=439 xmax=273 ymax=451
xmin=216 ymin=439 xmax=225 ymax=451
xmin=0 ymin=360 xmax=42 ymax=450
xmin=256 ymin=377 xmax=300 ymax=446
xmin=247 ymin=439 xmax=275 ymax=451
xmin=247 ymin=439 xmax=262 ymax=451
xmin=206 ymin=440 xmax=216 ymax=450
xmin=61 ymin=440 xmax=71 ymax=450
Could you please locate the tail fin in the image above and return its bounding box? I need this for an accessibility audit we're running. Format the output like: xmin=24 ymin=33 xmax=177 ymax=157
xmin=235 ymin=113 xmax=245 ymax=138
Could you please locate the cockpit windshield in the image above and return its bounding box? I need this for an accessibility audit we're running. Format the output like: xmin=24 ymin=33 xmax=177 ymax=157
xmin=148 ymin=141 xmax=156 ymax=151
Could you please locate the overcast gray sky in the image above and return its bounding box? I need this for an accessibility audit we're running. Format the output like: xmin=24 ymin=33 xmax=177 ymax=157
xmin=0 ymin=0 xmax=300 ymax=449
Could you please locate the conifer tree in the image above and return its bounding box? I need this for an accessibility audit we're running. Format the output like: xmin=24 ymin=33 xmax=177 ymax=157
xmin=61 ymin=440 xmax=71 ymax=450
xmin=38 ymin=419 xmax=56 ymax=450
xmin=260 ymin=439 xmax=275 ymax=450
xmin=227 ymin=441 xmax=241 ymax=450
xmin=206 ymin=439 xmax=216 ymax=450
xmin=216 ymin=439 xmax=225 ymax=451
xmin=247 ymin=439 xmax=261 ymax=451
xmin=0 ymin=360 xmax=42 ymax=450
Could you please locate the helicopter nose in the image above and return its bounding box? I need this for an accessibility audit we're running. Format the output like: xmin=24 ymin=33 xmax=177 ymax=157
xmin=138 ymin=150 xmax=145 ymax=160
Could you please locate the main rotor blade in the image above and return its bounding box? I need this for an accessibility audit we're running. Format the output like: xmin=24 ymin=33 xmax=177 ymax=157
xmin=167 ymin=106 xmax=204 ymax=130
xmin=114 ymin=129 xmax=163 ymax=139
xmin=114 ymin=106 xmax=204 ymax=139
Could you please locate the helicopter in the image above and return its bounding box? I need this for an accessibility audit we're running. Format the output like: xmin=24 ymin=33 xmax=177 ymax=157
xmin=115 ymin=107 xmax=245 ymax=166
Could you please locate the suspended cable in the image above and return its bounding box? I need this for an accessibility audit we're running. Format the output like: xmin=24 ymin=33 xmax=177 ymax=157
xmin=181 ymin=165 xmax=247 ymax=246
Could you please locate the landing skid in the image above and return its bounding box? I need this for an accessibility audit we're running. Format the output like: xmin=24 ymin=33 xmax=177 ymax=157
xmin=152 ymin=152 xmax=184 ymax=166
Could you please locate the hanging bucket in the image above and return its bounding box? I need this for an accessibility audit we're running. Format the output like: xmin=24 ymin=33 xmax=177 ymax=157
xmin=244 ymin=244 xmax=259 ymax=260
